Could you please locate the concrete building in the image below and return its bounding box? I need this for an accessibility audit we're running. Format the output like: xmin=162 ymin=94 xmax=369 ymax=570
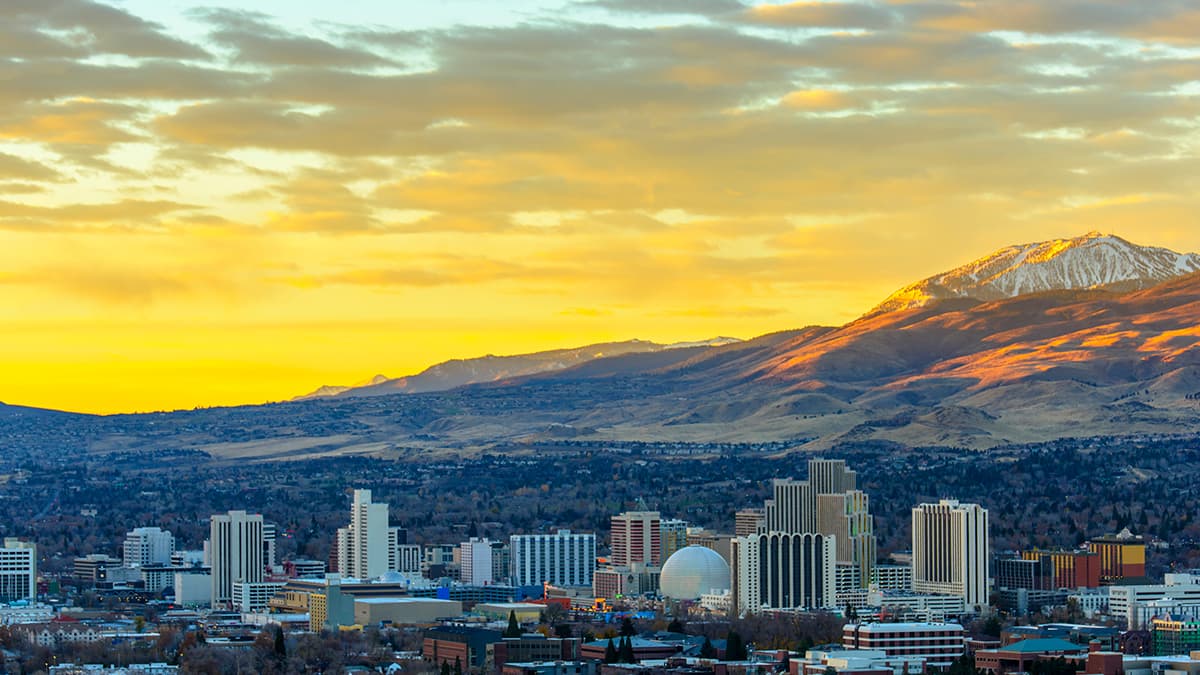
xmin=870 ymin=564 xmax=913 ymax=592
xmin=173 ymin=569 xmax=212 ymax=606
xmin=283 ymin=559 xmax=327 ymax=579
xmin=424 ymin=626 xmax=504 ymax=669
xmin=232 ymin=581 xmax=286 ymax=612
xmin=733 ymin=532 xmax=836 ymax=613
xmin=764 ymin=459 xmax=858 ymax=534
xmin=1088 ymin=530 xmax=1147 ymax=583
xmin=1022 ymin=549 xmax=1101 ymax=589
xmin=397 ymin=544 xmax=422 ymax=575
xmin=336 ymin=489 xmax=399 ymax=580
xmin=797 ymin=646 xmax=928 ymax=675
xmin=661 ymin=519 xmax=689 ymax=561
xmin=510 ymin=530 xmax=596 ymax=588
xmin=122 ymin=527 xmax=175 ymax=568
xmin=209 ymin=510 xmax=264 ymax=607
xmin=354 ymin=597 xmax=462 ymax=626
xmin=462 ymin=538 xmax=495 ymax=585
xmin=843 ymin=622 xmax=965 ymax=668
xmin=735 ymin=508 xmax=765 ymax=537
xmin=912 ymin=499 xmax=989 ymax=608
xmin=611 ymin=511 xmax=662 ymax=567
xmin=73 ymin=554 xmax=122 ymax=585
xmin=1109 ymin=583 xmax=1200 ymax=629
xmin=0 ymin=539 xmax=36 ymax=603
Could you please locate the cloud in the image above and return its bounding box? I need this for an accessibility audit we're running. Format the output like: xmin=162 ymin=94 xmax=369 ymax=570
xmin=0 ymin=153 xmax=60 ymax=182
xmin=745 ymin=1 xmax=898 ymax=29
xmin=1 ymin=0 xmax=209 ymax=60
xmin=0 ymin=198 xmax=197 ymax=231
xmin=579 ymin=0 xmax=746 ymax=17
xmin=195 ymin=8 xmax=396 ymax=68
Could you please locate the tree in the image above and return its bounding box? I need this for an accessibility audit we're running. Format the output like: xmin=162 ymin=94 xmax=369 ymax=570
xmin=554 ymin=624 xmax=572 ymax=638
xmin=442 ymin=660 xmax=452 ymax=675
xmin=726 ymin=631 xmax=747 ymax=661
xmin=604 ymin=638 xmax=618 ymax=664
xmin=668 ymin=618 xmax=685 ymax=633
xmin=700 ymin=636 xmax=716 ymax=659
xmin=619 ymin=635 xmax=636 ymax=663
xmin=620 ymin=617 xmax=636 ymax=636
xmin=505 ymin=610 xmax=523 ymax=637
xmin=274 ymin=625 xmax=287 ymax=659
xmin=455 ymin=655 xmax=463 ymax=675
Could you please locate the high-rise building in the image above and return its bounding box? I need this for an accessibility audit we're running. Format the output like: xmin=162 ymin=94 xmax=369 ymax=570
xmin=122 ymin=527 xmax=175 ymax=568
xmin=0 ymin=538 xmax=36 ymax=603
xmin=210 ymin=510 xmax=265 ymax=606
xmin=911 ymin=499 xmax=989 ymax=607
xmin=610 ymin=511 xmax=661 ymax=567
xmin=511 ymin=530 xmax=597 ymax=588
xmin=733 ymin=532 xmax=836 ymax=613
xmin=757 ymin=459 xmax=875 ymax=589
xmin=817 ymin=490 xmax=876 ymax=588
xmin=661 ymin=519 xmax=689 ymax=561
xmin=764 ymin=459 xmax=858 ymax=535
xmin=336 ymin=489 xmax=403 ymax=580
xmin=263 ymin=522 xmax=278 ymax=572
xmin=461 ymin=538 xmax=494 ymax=585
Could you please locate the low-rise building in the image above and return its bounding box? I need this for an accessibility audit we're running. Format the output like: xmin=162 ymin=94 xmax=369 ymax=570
xmin=842 ymin=623 xmax=965 ymax=668
xmin=355 ymin=597 xmax=462 ymax=626
xmin=975 ymin=638 xmax=1087 ymax=675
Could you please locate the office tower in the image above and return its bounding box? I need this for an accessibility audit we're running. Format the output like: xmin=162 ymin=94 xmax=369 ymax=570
xmin=661 ymin=519 xmax=689 ymax=561
xmin=511 ymin=530 xmax=597 ymax=587
xmin=336 ymin=489 xmax=399 ymax=580
xmin=817 ymin=490 xmax=876 ymax=588
xmin=122 ymin=527 xmax=175 ymax=567
xmin=611 ymin=511 xmax=662 ymax=566
xmin=0 ymin=539 xmax=36 ymax=602
xmin=756 ymin=459 xmax=875 ymax=589
xmin=763 ymin=458 xmax=858 ymax=534
xmin=735 ymin=508 xmax=765 ymax=537
xmin=210 ymin=510 xmax=265 ymax=606
xmin=461 ymin=538 xmax=494 ymax=584
xmin=733 ymin=532 xmax=835 ymax=613
xmin=912 ymin=499 xmax=989 ymax=606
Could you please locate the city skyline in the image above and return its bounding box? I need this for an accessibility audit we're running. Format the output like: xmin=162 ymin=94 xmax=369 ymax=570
xmin=4 ymin=1 xmax=1200 ymax=413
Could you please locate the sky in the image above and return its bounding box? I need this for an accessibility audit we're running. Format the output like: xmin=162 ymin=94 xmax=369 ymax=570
xmin=2 ymin=0 xmax=1200 ymax=414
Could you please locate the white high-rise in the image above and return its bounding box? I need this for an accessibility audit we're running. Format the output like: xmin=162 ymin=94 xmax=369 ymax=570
xmin=461 ymin=538 xmax=494 ymax=585
xmin=209 ymin=510 xmax=265 ymax=607
xmin=122 ymin=527 xmax=175 ymax=567
xmin=912 ymin=499 xmax=989 ymax=607
xmin=511 ymin=530 xmax=596 ymax=587
xmin=0 ymin=538 xmax=36 ymax=602
xmin=733 ymin=532 xmax=836 ymax=613
xmin=336 ymin=489 xmax=402 ymax=580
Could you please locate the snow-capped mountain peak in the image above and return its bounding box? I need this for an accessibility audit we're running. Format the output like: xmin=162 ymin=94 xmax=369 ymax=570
xmin=869 ymin=231 xmax=1200 ymax=314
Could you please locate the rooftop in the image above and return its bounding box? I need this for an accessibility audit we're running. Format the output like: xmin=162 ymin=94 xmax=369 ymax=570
xmin=997 ymin=639 xmax=1087 ymax=654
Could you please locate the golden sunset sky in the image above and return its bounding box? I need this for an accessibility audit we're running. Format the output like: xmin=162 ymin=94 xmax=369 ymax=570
xmin=3 ymin=0 xmax=1200 ymax=413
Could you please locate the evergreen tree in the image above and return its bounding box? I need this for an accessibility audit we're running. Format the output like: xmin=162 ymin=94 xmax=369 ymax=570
xmin=505 ymin=610 xmax=522 ymax=638
xmin=604 ymin=638 xmax=618 ymax=664
xmin=619 ymin=635 xmax=636 ymax=663
xmin=667 ymin=618 xmax=684 ymax=634
xmin=620 ymin=617 xmax=636 ymax=636
xmin=274 ymin=625 xmax=286 ymax=659
xmin=725 ymin=631 xmax=747 ymax=661
xmin=700 ymin=636 xmax=716 ymax=659
xmin=441 ymin=661 xmax=451 ymax=675
xmin=455 ymin=655 xmax=463 ymax=675
xmin=555 ymin=624 xmax=572 ymax=638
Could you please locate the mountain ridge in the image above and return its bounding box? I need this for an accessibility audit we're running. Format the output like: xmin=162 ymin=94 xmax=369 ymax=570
xmin=869 ymin=231 xmax=1200 ymax=315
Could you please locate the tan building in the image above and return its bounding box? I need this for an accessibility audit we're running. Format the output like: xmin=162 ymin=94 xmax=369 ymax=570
xmin=354 ymin=597 xmax=462 ymax=626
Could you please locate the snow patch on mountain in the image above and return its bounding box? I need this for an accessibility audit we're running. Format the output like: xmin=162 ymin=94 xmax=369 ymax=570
xmin=870 ymin=232 xmax=1200 ymax=315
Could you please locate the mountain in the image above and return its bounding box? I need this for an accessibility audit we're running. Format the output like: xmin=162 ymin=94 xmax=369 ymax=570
xmin=295 ymin=374 xmax=389 ymax=400
xmin=295 ymin=337 xmax=740 ymax=400
xmin=869 ymin=232 xmax=1200 ymax=315
xmin=10 ymin=234 xmax=1200 ymax=461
